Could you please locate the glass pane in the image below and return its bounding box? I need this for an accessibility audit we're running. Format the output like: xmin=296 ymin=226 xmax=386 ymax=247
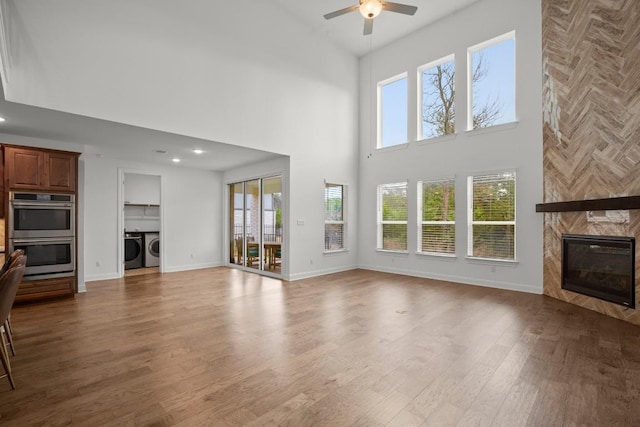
xmin=229 ymin=182 xmax=243 ymax=266
xmin=472 ymin=173 xmax=515 ymax=222
xmin=422 ymin=180 xmax=455 ymax=221
xmin=381 ymin=183 xmax=407 ymax=221
xmin=472 ymin=224 xmax=515 ymax=259
xmin=380 ymin=76 xmax=408 ymax=148
xmin=421 ymin=59 xmax=455 ymax=139
xmin=263 ymin=176 xmax=282 ymax=274
xmin=471 ymin=36 xmax=515 ymax=129
xmin=382 ymin=224 xmax=407 ymax=251
xmin=245 ymin=179 xmax=261 ymax=270
xmin=421 ymin=224 xmax=455 ymax=254
xmin=325 ymin=184 xmax=343 ymax=221
xmin=325 ymin=223 xmax=344 ymax=251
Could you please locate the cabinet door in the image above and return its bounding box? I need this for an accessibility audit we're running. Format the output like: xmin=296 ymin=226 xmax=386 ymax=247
xmin=5 ymin=147 xmax=46 ymax=190
xmin=47 ymin=152 xmax=77 ymax=192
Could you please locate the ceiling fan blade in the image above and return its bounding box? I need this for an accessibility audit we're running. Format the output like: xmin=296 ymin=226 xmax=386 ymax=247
xmin=324 ymin=5 xmax=359 ymax=20
xmin=363 ymin=18 xmax=373 ymax=35
xmin=382 ymin=2 xmax=418 ymax=15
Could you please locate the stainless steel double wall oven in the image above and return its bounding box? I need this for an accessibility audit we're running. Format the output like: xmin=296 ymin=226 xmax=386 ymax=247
xmin=8 ymin=192 xmax=76 ymax=279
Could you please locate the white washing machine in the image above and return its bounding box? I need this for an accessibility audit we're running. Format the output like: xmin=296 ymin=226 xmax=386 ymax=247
xmin=144 ymin=232 xmax=160 ymax=267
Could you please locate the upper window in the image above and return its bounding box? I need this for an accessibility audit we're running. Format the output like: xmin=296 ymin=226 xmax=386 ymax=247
xmin=468 ymin=32 xmax=516 ymax=130
xmin=378 ymin=73 xmax=408 ymax=148
xmin=378 ymin=182 xmax=408 ymax=251
xmin=467 ymin=171 xmax=516 ymax=260
xmin=418 ymin=178 xmax=455 ymax=255
xmin=419 ymin=55 xmax=455 ymax=140
xmin=324 ymin=183 xmax=345 ymax=252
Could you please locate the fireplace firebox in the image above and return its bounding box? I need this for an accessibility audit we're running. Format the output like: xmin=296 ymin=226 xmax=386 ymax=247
xmin=562 ymin=234 xmax=635 ymax=308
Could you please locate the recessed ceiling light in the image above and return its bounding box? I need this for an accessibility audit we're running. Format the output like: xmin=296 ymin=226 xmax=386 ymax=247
xmin=0 ymin=117 xmax=6 ymax=122
xmin=172 ymin=158 xmax=181 ymax=163
xmin=193 ymin=149 xmax=204 ymax=154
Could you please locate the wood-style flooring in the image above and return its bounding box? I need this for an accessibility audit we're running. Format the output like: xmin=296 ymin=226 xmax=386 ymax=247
xmin=1 ymin=268 xmax=639 ymax=426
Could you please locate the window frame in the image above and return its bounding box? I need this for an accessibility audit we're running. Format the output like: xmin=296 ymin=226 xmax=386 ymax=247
xmin=377 ymin=181 xmax=409 ymax=252
xmin=417 ymin=177 xmax=456 ymax=256
xmin=417 ymin=54 xmax=456 ymax=141
xmin=377 ymin=72 xmax=408 ymax=149
xmin=324 ymin=182 xmax=347 ymax=253
xmin=466 ymin=31 xmax=516 ymax=132
xmin=467 ymin=170 xmax=517 ymax=261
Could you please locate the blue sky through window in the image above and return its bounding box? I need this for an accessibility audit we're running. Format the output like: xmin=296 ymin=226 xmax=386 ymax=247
xmin=471 ymin=37 xmax=516 ymax=127
xmin=380 ymin=35 xmax=516 ymax=148
xmin=380 ymin=76 xmax=407 ymax=147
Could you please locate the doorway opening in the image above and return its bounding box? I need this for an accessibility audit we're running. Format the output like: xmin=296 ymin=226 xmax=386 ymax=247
xmin=229 ymin=175 xmax=283 ymax=276
xmin=118 ymin=171 xmax=162 ymax=278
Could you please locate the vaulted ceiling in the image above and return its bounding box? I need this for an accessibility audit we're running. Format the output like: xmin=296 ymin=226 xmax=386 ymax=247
xmin=0 ymin=0 xmax=480 ymax=170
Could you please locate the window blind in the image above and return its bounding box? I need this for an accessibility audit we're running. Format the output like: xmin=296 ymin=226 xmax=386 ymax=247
xmin=468 ymin=171 xmax=516 ymax=259
xmin=325 ymin=184 xmax=344 ymax=251
xmin=419 ymin=178 xmax=455 ymax=254
xmin=379 ymin=182 xmax=408 ymax=251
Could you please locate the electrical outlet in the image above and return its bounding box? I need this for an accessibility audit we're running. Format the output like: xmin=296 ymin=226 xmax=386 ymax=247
xmin=310 ymin=259 xmax=313 ymax=265
xmin=190 ymin=253 xmax=195 ymax=259
xmin=95 ymin=261 xmax=101 ymax=267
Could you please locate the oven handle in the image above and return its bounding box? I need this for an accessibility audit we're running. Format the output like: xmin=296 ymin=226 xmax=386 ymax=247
xmin=10 ymin=201 xmax=74 ymax=208
xmin=11 ymin=238 xmax=74 ymax=245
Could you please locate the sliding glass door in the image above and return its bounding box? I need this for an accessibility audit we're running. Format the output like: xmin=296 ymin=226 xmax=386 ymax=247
xmin=229 ymin=175 xmax=282 ymax=275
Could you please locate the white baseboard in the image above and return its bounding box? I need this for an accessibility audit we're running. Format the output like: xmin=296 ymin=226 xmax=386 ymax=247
xmin=84 ymin=272 xmax=121 ymax=283
xmin=288 ymin=265 xmax=358 ymax=281
xmin=162 ymin=261 xmax=221 ymax=273
xmin=357 ymin=264 xmax=543 ymax=295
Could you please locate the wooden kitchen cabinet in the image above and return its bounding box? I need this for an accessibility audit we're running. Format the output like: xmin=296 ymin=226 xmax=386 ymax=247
xmin=3 ymin=144 xmax=80 ymax=303
xmin=14 ymin=276 xmax=75 ymax=303
xmin=4 ymin=145 xmax=78 ymax=192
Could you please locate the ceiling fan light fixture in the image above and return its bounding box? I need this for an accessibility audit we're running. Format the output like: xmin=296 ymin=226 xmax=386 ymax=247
xmin=359 ymin=0 xmax=383 ymax=19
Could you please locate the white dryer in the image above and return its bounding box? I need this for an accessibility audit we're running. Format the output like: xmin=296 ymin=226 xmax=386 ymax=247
xmin=143 ymin=233 xmax=160 ymax=267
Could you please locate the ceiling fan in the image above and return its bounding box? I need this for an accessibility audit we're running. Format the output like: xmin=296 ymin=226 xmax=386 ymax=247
xmin=324 ymin=0 xmax=418 ymax=35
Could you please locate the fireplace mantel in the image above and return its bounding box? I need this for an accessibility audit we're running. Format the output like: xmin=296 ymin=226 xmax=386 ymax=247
xmin=536 ymin=196 xmax=640 ymax=213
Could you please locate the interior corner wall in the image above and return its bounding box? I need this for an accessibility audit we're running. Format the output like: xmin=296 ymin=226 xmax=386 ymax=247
xmin=357 ymin=0 xmax=543 ymax=293
xmin=83 ymin=154 xmax=222 ymax=281
xmin=542 ymin=0 xmax=640 ymax=325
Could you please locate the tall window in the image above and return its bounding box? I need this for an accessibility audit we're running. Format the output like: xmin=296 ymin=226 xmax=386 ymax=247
xmin=378 ymin=73 xmax=408 ymax=148
xmin=378 ymin=182 xmax=408 ymax=251
xmin=467 ymin=171 xmax=516 ymax=260
xmin=419 ymin=55 xmax=455 ymax=140
xmin=324 ymin=183 xmax=345 ymax=251
xmin=468 ymin=32 xmax=516 ymax=130
xmin=418 ymin=178 xmax=455 ymax=254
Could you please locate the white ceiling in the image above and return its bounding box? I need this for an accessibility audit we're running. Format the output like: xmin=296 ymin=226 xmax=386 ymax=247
xmin=273 ymin=0 xmax=481 ymax=56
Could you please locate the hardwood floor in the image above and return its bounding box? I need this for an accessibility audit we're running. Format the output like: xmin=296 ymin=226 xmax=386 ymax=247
xmin=1 ymin=268 xmax=639 ymax=426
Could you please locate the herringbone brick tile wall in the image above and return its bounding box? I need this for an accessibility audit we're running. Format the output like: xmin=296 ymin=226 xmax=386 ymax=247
xmin=542 ymin=0 xmax=640 ymax=325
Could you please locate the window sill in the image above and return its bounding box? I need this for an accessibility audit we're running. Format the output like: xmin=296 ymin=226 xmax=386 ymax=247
xmin=324 ymin=249 xmax=348 ymax=255
xmin=376 ymin=142 xmax=409 ymax=153
xmin=465 ymin=121 xmax=519 ymax=136
xmin=415 ymin=133 xmax=456 ymax=146
xmin=416 ymin=252 xmax=457 ymax=260
xmin=376 ymin=249 xmax=409 ymax=255
xmin=465 ymin=256 xmax=519 ymax=266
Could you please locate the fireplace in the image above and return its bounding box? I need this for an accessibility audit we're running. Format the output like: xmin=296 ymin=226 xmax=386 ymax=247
xmin=562 ymin=234 xmax=635 ymax=308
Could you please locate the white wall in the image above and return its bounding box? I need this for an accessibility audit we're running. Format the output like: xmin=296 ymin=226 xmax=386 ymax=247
xmin=124 ymin=173 xmax=161 ymax=232
xmin=124 ymin=173 xmax=160 ymax=205
xmin=5 ymin=0 xmax=360 ymax=281
xmin=358 ymin=0 xmax=543 ymax=293
xmin=84 ymin=155 xmax=222 ymax=281
xmin=223 ymin=155 xmax=359 ymax=280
